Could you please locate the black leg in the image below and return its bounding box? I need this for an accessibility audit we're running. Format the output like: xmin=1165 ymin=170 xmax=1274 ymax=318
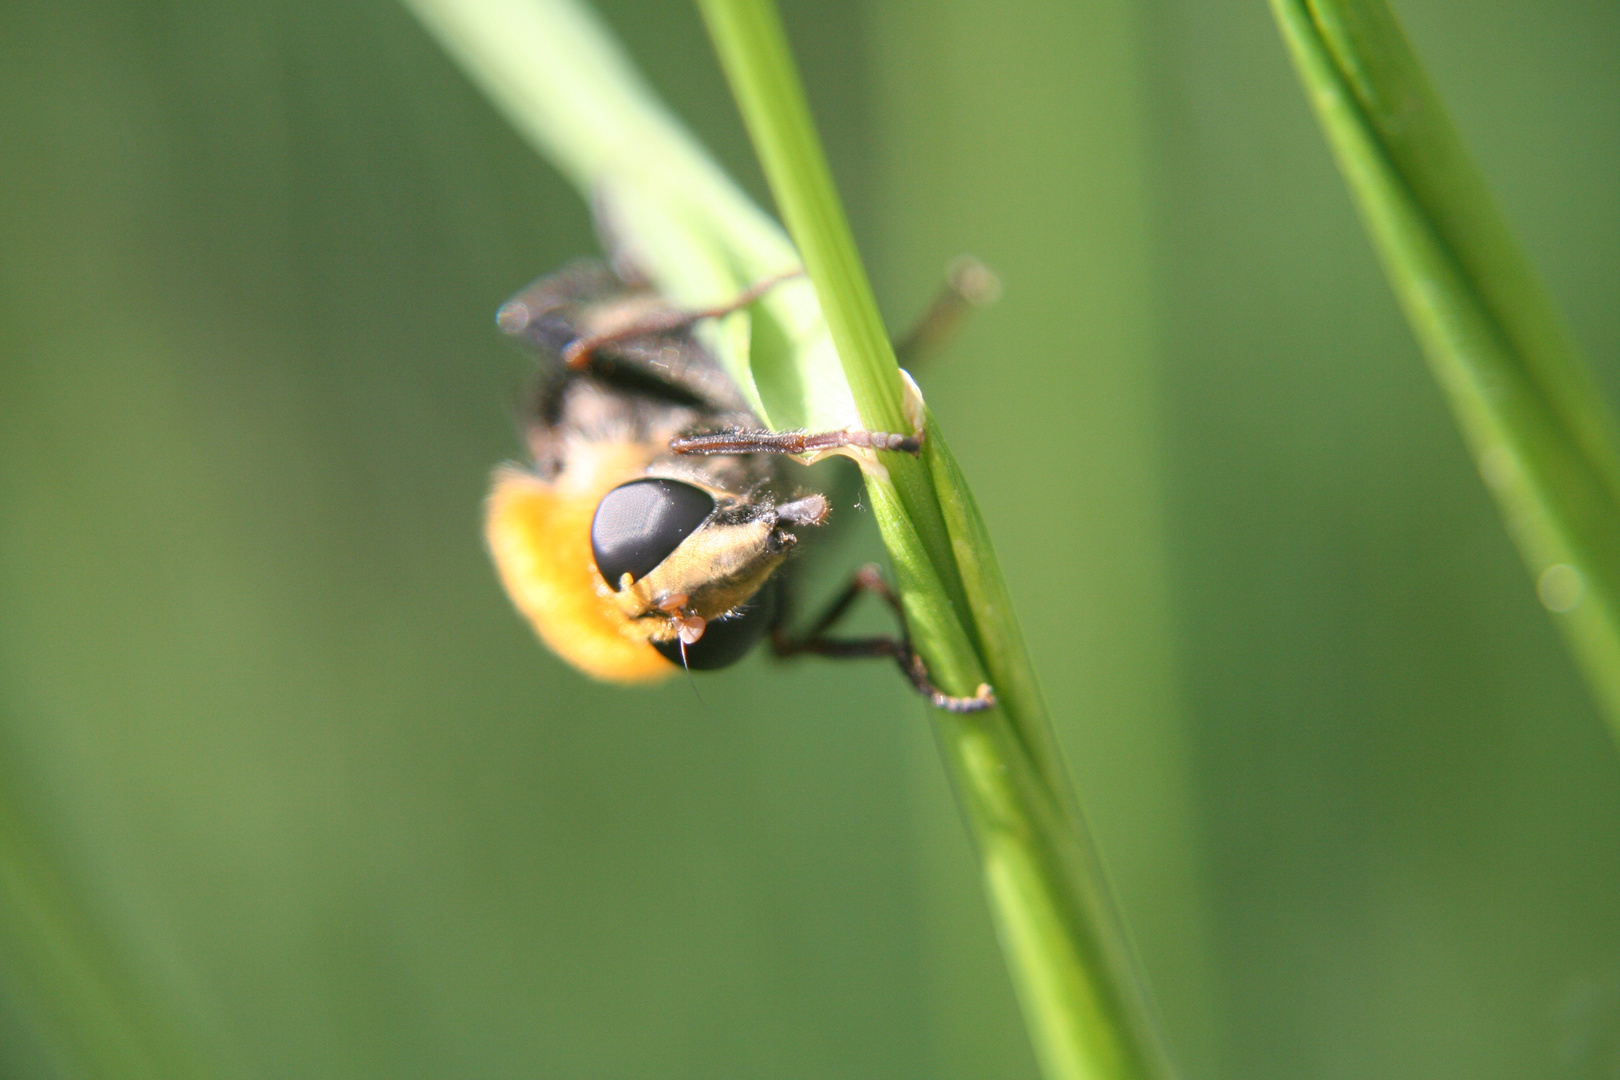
xmin=561 ymin=270 xmax=803 ymax=369
xmin=892 ymin=256 xmax=1000 ymax=369
xmin=772 ymin=565 xmax=995 ymax=713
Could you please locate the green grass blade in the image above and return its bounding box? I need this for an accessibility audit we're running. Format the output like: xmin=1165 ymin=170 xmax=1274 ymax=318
xmin=1269 ymin=0 xmax=1620 ymax=736
xmin=695 ymin=3 xmax=1172 ymax=1078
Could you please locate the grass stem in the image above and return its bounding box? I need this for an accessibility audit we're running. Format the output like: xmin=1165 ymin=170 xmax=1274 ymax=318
xmin=694 ymin=2 xmax=1173 ymax=1076
xmin=1270 ymin=0 xmax=1620 ymax=738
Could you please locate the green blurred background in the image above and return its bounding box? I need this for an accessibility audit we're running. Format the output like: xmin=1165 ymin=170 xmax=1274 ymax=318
xmin=1 ymin=0 xmax=1616 ymax=1077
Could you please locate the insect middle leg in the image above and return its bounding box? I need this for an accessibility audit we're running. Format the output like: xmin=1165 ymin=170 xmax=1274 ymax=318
xmin=772 ymin=564 xmax=995 ymax=713
xmin=892 ymin=256 xmax=1001 ymax=369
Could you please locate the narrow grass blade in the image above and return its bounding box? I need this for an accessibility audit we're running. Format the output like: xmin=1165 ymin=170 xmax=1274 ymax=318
xmin=1269 ymin=0 xmax=1620 ymax=736
xmin=695 ymin=3 xmax=1173 ymax=1078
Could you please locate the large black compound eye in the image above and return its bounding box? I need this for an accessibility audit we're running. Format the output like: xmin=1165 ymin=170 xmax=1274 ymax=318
xmin=591 ymin=478 xmax=716 ymax=587
xmin=654 ymin=577 xmax=779 ymax=671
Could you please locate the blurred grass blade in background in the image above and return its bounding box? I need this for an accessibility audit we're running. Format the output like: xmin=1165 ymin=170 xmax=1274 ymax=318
xmin=407 ymin=0 xmax=1174 ymax=1076
xmin=0 ymin=765 xmax=219 ymax=1080
xmin=1269 ymin=0 xmax=1620 ymax=738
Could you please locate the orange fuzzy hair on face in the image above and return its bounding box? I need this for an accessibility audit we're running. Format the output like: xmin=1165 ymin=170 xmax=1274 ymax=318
xmin=484 ymin=462 xmax=675 ymax=684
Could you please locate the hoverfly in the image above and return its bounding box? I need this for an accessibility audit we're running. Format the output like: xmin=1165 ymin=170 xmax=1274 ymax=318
xmin=484 ymin=252 xmax=995 ymax=712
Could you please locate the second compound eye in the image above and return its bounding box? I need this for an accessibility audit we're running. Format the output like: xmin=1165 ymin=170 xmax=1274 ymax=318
xmin=591 ymin=478 xmax=715 ymax=587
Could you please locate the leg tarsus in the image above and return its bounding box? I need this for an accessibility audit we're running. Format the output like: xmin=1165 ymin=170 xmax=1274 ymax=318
xmin=898 ymin=650 xmax=997 ymax=713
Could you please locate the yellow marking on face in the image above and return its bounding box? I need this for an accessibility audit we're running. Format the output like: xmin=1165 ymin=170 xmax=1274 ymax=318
xmin=484 ymin=454 xmax=674 ymax=684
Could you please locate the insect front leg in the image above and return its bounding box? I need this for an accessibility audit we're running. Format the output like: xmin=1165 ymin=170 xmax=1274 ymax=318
xmin=674 ymin=262 xmax=995 ymax=462
xmin=772 ymin=564 xmax=995 ymax=713
xmin=670 ymin=427 xmax=923 ymax=458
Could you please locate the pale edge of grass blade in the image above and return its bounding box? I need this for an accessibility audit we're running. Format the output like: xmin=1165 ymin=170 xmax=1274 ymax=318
xmin=402 ymin=0 xmax=858 ymax=433
xmin=694 ymin=2 xmax=1174 ymax=1079
xmin=1268 ymin=0 xmax=1620 ymax=735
